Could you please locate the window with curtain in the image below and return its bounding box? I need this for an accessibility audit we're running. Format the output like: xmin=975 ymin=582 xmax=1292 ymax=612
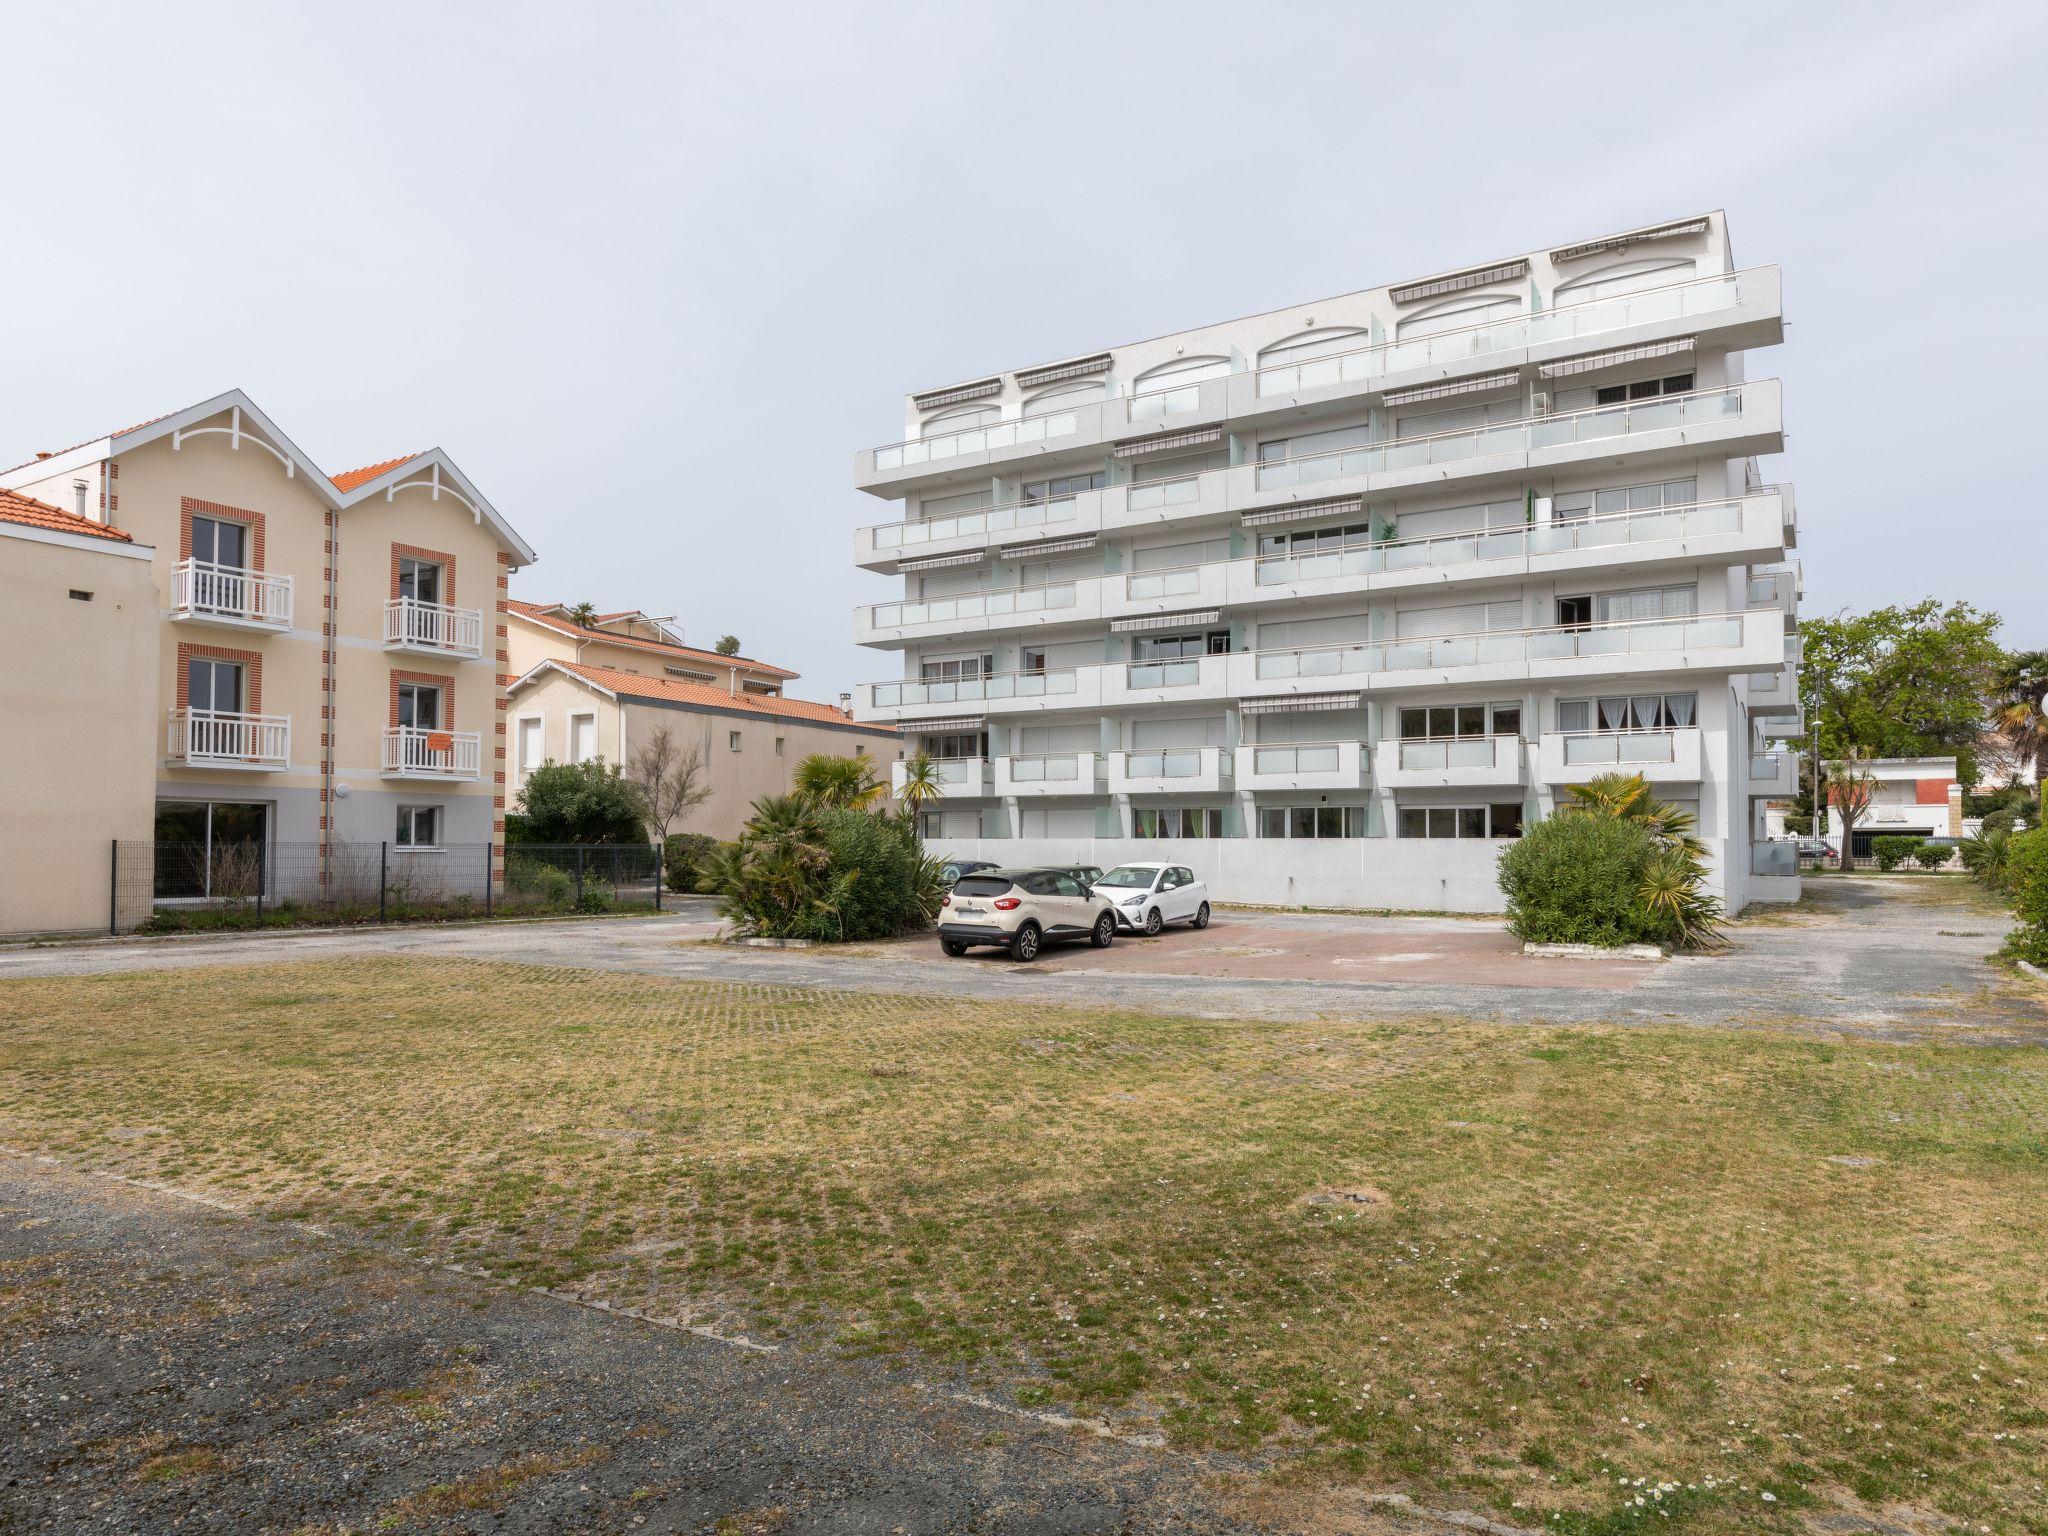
xmin=1593 ymin=584 xmax=1697 ymax=623
xmin=1562 ymin=692 xmax=1699 ymax=731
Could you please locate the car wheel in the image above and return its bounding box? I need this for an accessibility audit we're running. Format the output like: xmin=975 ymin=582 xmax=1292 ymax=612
xmin=1192 ymin=901 xmax=1211 ymax=930
xmin=1090 ymin=912 xmax=1115 ymax=948
xmin=1142 ymin=906 xmax=1163 ymax=937
xmin=1009 ymin=923 xmax=1042 ymax=963
xmin=941 ymin=939 xmax=969 ymax=956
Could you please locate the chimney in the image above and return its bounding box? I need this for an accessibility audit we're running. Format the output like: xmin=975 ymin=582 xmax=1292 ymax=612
xmin=838 ymin=691 xmax=852 ymax=717
xmin=34 ymin=451 xmax=52 ymax=460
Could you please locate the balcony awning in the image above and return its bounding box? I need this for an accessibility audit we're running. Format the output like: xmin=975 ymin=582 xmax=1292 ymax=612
xmin=1550 ymin=217 xmax=1710 ymax=264
xmin=1538 ymin=337 xmax=1695 ymax=379
xmin=1111 ymin=609 xmax=1219 ymax=633
xmin=912 ymin=377 xmax=1002 ymax=410
xmin=1390 ymin=258 xmax=1529 ymax=306
xmin=1240 ymin=691 xmax=1363 ymax=714
xmin=1000 ymin=534 xmax=1097 ymax=558
xmin=1113 ymin=424 xmax=1221 ymax=458
xmin=1015 ymin=352 xmax=1113 ymax=390
xmin=1240 ymin=494 xmax=1364 ymax=527
xmin=1382 ymin=369 xmax=1520 ymax=407
xmin=903 ymin=715 xmax=986 ymax=733
xmin=897 ymin=550 xmax=988 ymax=572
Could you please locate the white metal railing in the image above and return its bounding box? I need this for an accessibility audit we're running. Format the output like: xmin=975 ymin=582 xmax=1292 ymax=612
xmin=1125 ymin=564 xmax=1205 ymax=599
xmin=1120 ymin=748 xmax=1230 ymax=780
xmin=868 ymin=582 xmax=1078 ymax=628
xmin=1396 ymin=735 xmax=1519 ymax=771
xmin=872 ymin=667 xmax=1078 ymax=709
xmin=168 ymin=708 xmax=290 ymax=768
xmin=381 ymin=726 xmax=483 ymax=779
xmin=1254 ymin=612 xmax=1750 ymax=682
xmin=384 ymin=597 xmax=484 ymax=656
xmin=1126 ymin=657 xmax=1207 ymax=689
xmin=1561 ymin=730 xmax=1679 ymax=766
xmin=1254 ymin=496 xmax=1760 ymax=586
xmin=873 ymin=409 xmax=1081 ymax=471
xmin=1005 ymin=752 xmax=1094 ymax=783
xmin=171 ymin=559 xmax=292 ymax=628
xmin=868 ymin=492 xmax=1080 ymax=551
xmin=1249 ymin=742 xmax=1345 ymax=774
xmin=1254 ymin=385 xmax=1751 ymax=492
xmin=1254 ymin=269 xmax=1753 ymax=396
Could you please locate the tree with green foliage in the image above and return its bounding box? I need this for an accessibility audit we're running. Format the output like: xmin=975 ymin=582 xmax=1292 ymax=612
xmin=894 ymin=751 xmax=945 ymax=825
xmin=714 ymin=634 xmax=742 ymax=656
xmin=1825 ymin=754 xmax=1877 ymax=873
xmin=567 ymin=601 xmax=600 ymax=627
xmin=793 ymin=752 xmax=885 ymax=809
xmin=1557 ymin=772 xmax=1724 ymax=949
xmin=1799 ymin=601 xmax=2005 ymax=791
xmin=1989 ymin=650 xmax=2048 ymax=820
xmin=513 ymin=758 xmax=647 ymax=844
xmin=704 ymin=794 xmax=945 ymax=941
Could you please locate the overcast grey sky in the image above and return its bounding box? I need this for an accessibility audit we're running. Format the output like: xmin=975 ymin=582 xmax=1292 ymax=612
xmin=4 ymin=1 xmax=2043 ymax=696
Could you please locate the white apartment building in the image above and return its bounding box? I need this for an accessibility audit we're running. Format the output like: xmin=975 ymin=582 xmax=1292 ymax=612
xmin=850 ymin=213 xmax=1803 ymax=912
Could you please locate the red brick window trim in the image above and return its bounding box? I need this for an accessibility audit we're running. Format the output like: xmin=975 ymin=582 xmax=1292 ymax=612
xmin=391 ymin=542 xmax=456 ymax=606
xmin=175 ymin=642 xmax=263 ymax=713
xmin=180 ymin=497 xmax=267 ymax=571
xmin=389 ymin=668 xmax=457 ymax=730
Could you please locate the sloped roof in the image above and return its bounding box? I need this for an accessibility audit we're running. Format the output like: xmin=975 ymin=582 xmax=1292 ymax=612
xmin=507 ymin=599 xmax=799 ymax=680
xmin=511 ymin=658 xmax=893 ymax=733
xmin=0 ymin=487 xmax=134 ymax=542
xmin=332 ymin=453 xmax=420 ymax=492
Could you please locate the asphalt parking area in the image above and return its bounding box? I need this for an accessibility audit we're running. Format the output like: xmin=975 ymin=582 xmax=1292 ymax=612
xmin=934 ymin=910 xmax=1663 ymax=989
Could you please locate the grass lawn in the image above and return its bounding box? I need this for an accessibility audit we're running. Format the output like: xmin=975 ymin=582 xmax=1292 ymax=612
xmin=3 ymin=959 xmax=2046 ymax=1533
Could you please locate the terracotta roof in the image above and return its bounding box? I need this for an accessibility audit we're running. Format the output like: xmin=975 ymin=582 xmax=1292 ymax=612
xmin=507 ymin=599 xmax=800 ymax=679
xmin=330 ymin=453 xmax=420 ymax=492
xmin=534 ymin=660 xmax=894 ymax=732
xmin=0 ymin=487 xmax=134 ymax=542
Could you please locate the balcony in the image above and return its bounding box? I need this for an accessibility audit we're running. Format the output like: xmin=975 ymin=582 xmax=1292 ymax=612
xmin=384 ymin=598 xmax=486 ymax=659
xmin=1745 ymin=567 xmax=1800 ymax=632
xmin=858 ymin=580 xmax=1095 ymax=646
xmin=860 ymin=665 xmax=1099 ymax=722
xmin=169 ymin=559 xmax=292 ymax=632
xmin=381 ymin=726 xmax=484 ymax=781
xmin=1109 ymin=746 xmax=1234 ymax=796
xmin=871 ymin=407 xmax=1086 ymax=474
xmin=1747 ymin=750 xmax=1796 ymax=798
xmin=1235 ymin=740 xmax=1369 ymax=792
xmin=1375 ymin=734 xmax=1527 ymax=789
xmin=1104 ymin=561 xmax=1230 ymax=624
xmin=1232 ymin=609 xmax=1784 ymax=699
xmin=856 ymin=491 xmax=1100 ymax=570
xmin=1104 ymin=653 xmax=1230 ymax=708
xmin=996 ymin=752 xmax=1108 ymax=797
xmin=894 ymin=756 xmax=992 ymax=798
xmin=1539 ymin=727 xmax=1704 ymax=786
xmin=1747 ymin=633 xmax=1804 ymax=717
xmin=167 ymin=708 xmax=290 ymax=771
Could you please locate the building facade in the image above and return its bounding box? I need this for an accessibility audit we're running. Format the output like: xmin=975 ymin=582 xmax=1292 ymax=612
xmin=1825 ymin=757 xmax=1965 ymax=860
xmin=0 ymin=391 xmax=536 ymax=907
xmin=849 ymin=213 xmax=1803 ymax=911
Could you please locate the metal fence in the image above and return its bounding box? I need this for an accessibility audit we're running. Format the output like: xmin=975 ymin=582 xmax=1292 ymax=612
xmin=105 ymin=840 xmax=669 ymax=934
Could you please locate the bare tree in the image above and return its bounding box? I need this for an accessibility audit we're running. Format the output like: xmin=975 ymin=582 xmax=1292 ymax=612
xmin=627 ymin=724 xmax=713 ymax=844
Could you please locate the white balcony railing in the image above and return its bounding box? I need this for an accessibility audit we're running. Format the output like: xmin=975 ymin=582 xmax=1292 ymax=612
xmin=894 ymin=756 xmax=992 ymax=797
xmin=873 ymin=410 xmax=1081 ymax=471
xmin=868 ymin=493 xmax=1084 ymax=552
xmin=1125 ymin=565 xmax=1205 ymax=600
xmin=871 ymin=667 xmax=1080 ymax=710
xmin=868 ymin=582 xmax=1078 ymax=630
xmin=1254 ymin=269 xmax=1753 ymax=396
xmin=1252 ymin=612 xmax=1752 ymax=684
xmin=1395 ymin=736 xmax=1516 ymax=772
xmin=1249 ymin=742 xmax=1341 ymax=774
xmin=997 ymin=752 xmax=1107 ymax=796
xmin=1125 ymin=657 xmax=1210 ymax=689
xmin=1120 ymin=748 xmax=1216 ymax=779
xmin=170 ymin=559 xmax=293 ymax=629
xmin=1254 ymin=385 xmax=1751 ymax=493
xmin=1751 ymin=840 xmax=1800 ymax=877
xmin=381 ymin=726 xmax=484 ymax=780
xmin=1110 ymin=746 xmax=1235 ymax=794
xmin=167 ymin=708 xmax=290 ymax=770
xmin=1563 ymin=730 xmax=1678 ymax=766
xmin=383 ymin=598 xmax=485 ymax=658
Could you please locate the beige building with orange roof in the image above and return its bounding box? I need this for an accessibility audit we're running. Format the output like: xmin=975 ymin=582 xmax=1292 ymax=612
xmin=504 ymin=607 xmax=898 ymax=839
xmin=0 ymin=390 xmax=537 ymax=918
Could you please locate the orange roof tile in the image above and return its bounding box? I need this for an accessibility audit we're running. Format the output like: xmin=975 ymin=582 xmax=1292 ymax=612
xmin=535 ymin=660 xmax=893 ymax=732
xmin=0 ymin=487 xmax=134 ymax=542
xmin=331 ymin=453 xmax=420 ymax=492
xmin=507 ymin=599 xmax=800 ymax=679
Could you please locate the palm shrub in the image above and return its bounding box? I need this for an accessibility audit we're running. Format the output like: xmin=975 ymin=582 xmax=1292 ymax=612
xmin=1498 ymin=812 xmax=1674 ymax=948
xmin=1871 ymin=834 xmax=1921 ymax=872
xmin=1960 ymin=827 xmax=2014 ymax=892
xmin=1548 ymin=772 xmax=1726 ymax=950
xmin=707 ymin=795 xmax=945 ymax=941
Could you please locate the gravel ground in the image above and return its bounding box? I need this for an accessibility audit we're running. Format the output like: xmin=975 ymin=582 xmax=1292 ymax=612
xmin=0 ymin=1152 xmax=1281 ymax=1535
xmin=4 ymin=878 xmax=2039 ymax=1042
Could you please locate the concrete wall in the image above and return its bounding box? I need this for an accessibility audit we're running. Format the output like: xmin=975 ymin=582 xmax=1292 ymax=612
xmin=0 ymin=527 xmax=161 ymax=935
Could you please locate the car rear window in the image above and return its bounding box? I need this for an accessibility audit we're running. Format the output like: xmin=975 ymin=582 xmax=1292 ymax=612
xmin=952 ymin=876 xmax=1014 ymax=897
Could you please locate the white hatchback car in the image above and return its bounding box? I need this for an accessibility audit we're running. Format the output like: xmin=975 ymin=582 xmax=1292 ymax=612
xmin=1092 ymin=862 xmax=1210 ymax=936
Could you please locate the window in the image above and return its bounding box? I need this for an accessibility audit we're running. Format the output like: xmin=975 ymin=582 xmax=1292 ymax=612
xmin=189 ymin=514 xmax=248 ymax=570
xmin=1397 ymin=703 xmax=1520 ymax=739
xmin=1593 ymin=372 xmax=1694 ymax=406
xmin=1395 ymin=294 xmax=1522 ymax=339
xmin=73 ymin=479 xmax=89 ymax=518
xmin=1559 ymin=693 xmax=1697 ymax=732
xmin=921 ymin=405 xmax=998 ymax=439
xmin=1553 ymin=477 xmax=1698 ymax=522
xmin=775 ymin=737 xmax=786 ymax=756
xmin=1130 ymin=448 xmax=1226 ymax=484
xmin=1132 ymin=807 xmax=1224 ymax=838
xmin=1394 ymin=395 xmax=1523 ymax=440
xmin=1586 ymin=584 xmax=1697 ymax=624
xmin=396 ymin=680 xmax=441 ymax=730
xmin=1021 ymin=470 xmax=1106 ymax=504
xmin=186 ymin=655 xmax=243 ymax=714
xmin=569 ymin=713 xmax=597 ymax=762
xmin=728 ymin=731 xmax=742 ymax=752
xmin=1396 ymin=804 xmax=1523 ymax=838
xmin=1258 ymin=422 xmax=1372 ymax=465
xmin=151 ymin=801 xmax=268 ymax=899
xmin=1257 ymin=521 xmax=1373 ymax=557
xmin=397 ymin=555 xmax=442 ymax=607
xmin=920 ymin=655 xmax=994 ymax=682
xmin=1258 ymin=805 xmax=1367 ymax=838
xmin=516 ymin=716 xmax=542 ymax=777
xmin=395 ymin=804 xmax=441 ymax=848
xmin=919 ymin=487 xmax=993 ymax=520
xmin=1554 ymin=257 xmax=1696 ymax=308
xmin=923 ymin=731 xmax=987 ymax=759
xmin=1133 ymin=631 xmax=1229 ymax=660
xmin=1020 ymin=645 xmax=1047 ymax=673
xmin=1557 ymin=595 xmax=1592 ymax=629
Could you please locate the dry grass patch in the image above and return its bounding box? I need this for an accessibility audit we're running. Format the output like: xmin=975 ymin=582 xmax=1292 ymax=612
xmin=3 ymin=959 xmax=2047 ymax=1533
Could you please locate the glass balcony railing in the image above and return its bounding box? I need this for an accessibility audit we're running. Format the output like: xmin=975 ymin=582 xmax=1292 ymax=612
xmin=1126 ymin=658 xmax=1205 ymax=688
xmin=1751 ymin=840 xmax=1799 ymax=877
xmin=1254 ymin=386 xmax=1749 ymax=492
xmin=1125 ymin=474 xmax=1204 ymax=514
xmin=1254 ymin=270 xmax=1751 ymax=396
xmin=1006 ymin=753 xmax=1090 ymax=783
xmin=1249 ymin=743 xmax=1344 ymax=774
xmin=871 ymin=668 xmax=1077 ymax=709
xmin=1126 ymin=565 xmax=1204 ymax=600
xmin=1395 ymin=736 xmax=1515 ymax=771
xmin=1121 ymin=748 xmax=1226 ymax=780
xmin=868 ymin=582 xmax=1077 ymax=628
xmin=869 ymin=493 xmax=1078 ymax=551
xmin=874 ymin=410 xmax=1080 ymax=471
xmin=1129 ymin=384 xmax=1203 ymax=420
xmin=1561 ymin=730 xmax=1679 ymax=766
xmin=1254 ymin=613 xmax=1748 ymax=682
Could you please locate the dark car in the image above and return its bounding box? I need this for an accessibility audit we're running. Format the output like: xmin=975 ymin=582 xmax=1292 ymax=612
xmin=937 ymin=857 xmax=1000 ymax=886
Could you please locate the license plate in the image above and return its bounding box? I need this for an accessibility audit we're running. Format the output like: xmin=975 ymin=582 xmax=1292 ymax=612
xmin=955 ymin=904 xmax=983 ymax=915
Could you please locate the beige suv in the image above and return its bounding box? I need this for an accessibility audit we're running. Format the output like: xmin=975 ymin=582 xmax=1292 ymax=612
xmin=938 ymin=867 xmax=1116 ymax=962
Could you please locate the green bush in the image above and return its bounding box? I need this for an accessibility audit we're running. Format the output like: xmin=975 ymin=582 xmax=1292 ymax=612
xmin=505 ymin=856 xmax=574 ymax=908
xmin=707 ymin=796 xmax=944 ymax=942
xmin=664 ymin=832 xmax=719 ymax=893
xmin=514 ymin=759 xmax=646 ymax=844
xmin=1497 ymin=813 xmax=1673 ymax=948
xmin=574 ymin=885 xmax=614 ymax=915
xmin=2007 ymin=827 xmax=2048 ymax=966
xmin=1912 ymin=842 xmax=1951 ymax=871
xmin=1871 ymin=835 xmax=1922 ymax=871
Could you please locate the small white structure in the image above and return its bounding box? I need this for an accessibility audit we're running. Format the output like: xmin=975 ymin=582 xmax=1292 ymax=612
xmin=1826 ymin=756 xmax=1962 ymax=860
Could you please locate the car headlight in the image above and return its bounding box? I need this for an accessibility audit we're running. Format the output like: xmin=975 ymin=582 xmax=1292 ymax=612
xmin=1121 ymin=895 xmax=1147 ymax=907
